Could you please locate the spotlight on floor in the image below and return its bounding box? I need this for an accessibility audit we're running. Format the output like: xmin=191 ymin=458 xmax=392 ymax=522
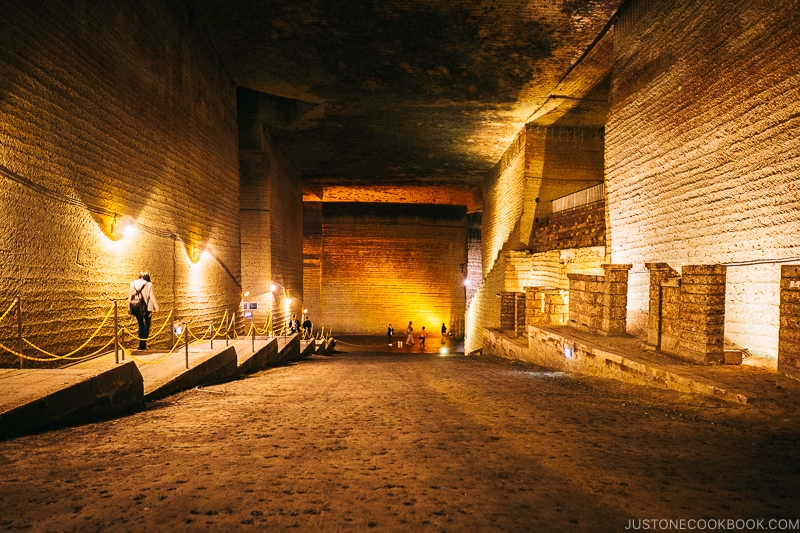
xmin=439 ymin=347 xmax=448 ymax=356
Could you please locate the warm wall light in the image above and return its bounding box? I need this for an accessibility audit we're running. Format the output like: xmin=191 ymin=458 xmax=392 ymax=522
xmin=269 ymin=283 xmax=278 ymax=292
xmin=243 ymin=290 xmax=250 ymax=297
xmin=107 ymin=214 xmax=137 ymax=241
xmin=186 ymin=244 xmax=210 ymax=264
xmin=463 ymin=279 xmax=472 ymax=287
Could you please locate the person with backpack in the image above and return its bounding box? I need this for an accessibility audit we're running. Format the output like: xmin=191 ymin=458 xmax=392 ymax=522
xmin=129 ymin=271 xmax=159 ymax=350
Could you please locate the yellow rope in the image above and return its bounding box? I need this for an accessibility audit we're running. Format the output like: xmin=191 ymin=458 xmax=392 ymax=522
xmin=0 ymin=300 xmax=16 ymax=325
xmin=121 ymin=310 xmax=174 ymax=341
xmin=23 ymin=304 xmax=114 ymax=359
xmin=210 ymin=310 xmax=229 ymax=337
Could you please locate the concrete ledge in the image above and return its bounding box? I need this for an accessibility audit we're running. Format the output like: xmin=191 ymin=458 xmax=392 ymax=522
xmin=0 ymin=361 xmax=144 ymax=439
xmin=276 ymin=334 xmax=301 ymax=363
xmin=484 ymin=327 xmax=749 ymax=404
xmin=145 ymin=346 xmax=238 ymax=401
xmin=300 ymin=340 xmax=317 ymax=358
xmin=237 ymin=339 xmax=279 ymax=375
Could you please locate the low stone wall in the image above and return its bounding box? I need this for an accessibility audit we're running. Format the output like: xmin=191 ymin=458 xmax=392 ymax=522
xmin=645 ymin=264 xmax=726 ymax=364
xmin=481 ymin=327 xmax=747 ymax=404
xmin=779 ymin=265 xmax=800 ymax=382
xmin=532 ymin=202 xmax=606 ymax=253
xmin=525 ymin=287 xmax=568 ymax=327
xmin=567 ymin=264 xmax=631 ymax=336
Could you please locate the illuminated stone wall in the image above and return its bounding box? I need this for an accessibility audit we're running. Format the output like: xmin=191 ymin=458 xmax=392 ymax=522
xmin=606 ymin=0 xmax=800 ymax=355
xmin=302 ymin=202 xmax=323 ymax=327
xmin=523 ymin=126 xmax=605 ymax=246
xmin=317 ymin=203 xmax=467 ymax=336
xmin=481 ymin=131 xmax=526 ymax=276
xmin=532 ymin=203 xmax=606 ymax=253
xmin=0 ymin=1 xmax=241 ymax=364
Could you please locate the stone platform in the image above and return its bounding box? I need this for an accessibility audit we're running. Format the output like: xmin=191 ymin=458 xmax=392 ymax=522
xmin=0 ymin=362 xmax=143 ymax=439
xmin=483 ymin=325 xmax=796 ymax=404
xmin=0 ymin=334 xmax=304 ymax=438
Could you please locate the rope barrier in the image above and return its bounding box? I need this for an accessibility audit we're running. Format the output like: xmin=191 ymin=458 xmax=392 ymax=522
xmin=0 ymin=300 xmax=16 ymax=325
xmin=121 ymin=310 xmax=174 ymax=342
xmin=0 ymin=306 xmax=245 ymax=366
xmin=23 ymin=304 xmax=114 ymax=359
xmin=210 ymin=310 xmax=229 ymax=337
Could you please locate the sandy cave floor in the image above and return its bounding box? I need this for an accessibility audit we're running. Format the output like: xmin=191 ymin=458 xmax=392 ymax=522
xmin=1 ymin=345 xmax=800 ymax=532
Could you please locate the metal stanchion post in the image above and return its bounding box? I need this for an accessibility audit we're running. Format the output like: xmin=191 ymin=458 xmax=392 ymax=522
xmin=16 ymin=296 xmax=23 ymax=370
xmin=171 ymin=314 xmax=175 ymax=348
xmin=233 ymin=315 xmax=237 ymax=340
xmin=114 ymin=300 xmax=119 ymax=364
xmin=209 ymin=324 xmax=213 ymax=350
xmin=184 ymin=325 xmax=189 ymax=369
xmin=252 ymin=321 xmax=255 ymax=352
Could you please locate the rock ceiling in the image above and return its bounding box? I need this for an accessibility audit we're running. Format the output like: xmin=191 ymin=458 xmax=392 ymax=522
xmin=190 ymin=0 xmax=621 ymax=200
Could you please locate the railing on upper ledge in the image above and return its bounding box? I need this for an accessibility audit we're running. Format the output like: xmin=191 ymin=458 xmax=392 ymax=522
xmin=551 ymin=183 xmax=605 ymax=215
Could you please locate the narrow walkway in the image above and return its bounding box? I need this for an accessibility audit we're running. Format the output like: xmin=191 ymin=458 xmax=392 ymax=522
xmin=486 ymin=326 xmax=800 ymax=406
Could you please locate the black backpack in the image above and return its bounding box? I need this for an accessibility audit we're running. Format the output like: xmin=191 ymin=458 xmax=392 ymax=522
xmin=129 ymin=283 xmax=148 ymax=316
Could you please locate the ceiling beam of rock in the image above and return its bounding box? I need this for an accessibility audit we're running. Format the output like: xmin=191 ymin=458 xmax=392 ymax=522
xmin=190 ymin=0 xmax=623 ymax=193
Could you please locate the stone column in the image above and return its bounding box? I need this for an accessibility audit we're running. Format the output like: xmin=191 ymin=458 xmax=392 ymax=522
xmin=499 ymin=292 xmax=517 ymax=333
xmin=601 ymin=264 xmax=632 ymax=336
xmin=515 ymin=292 xmax=526 ymax=336
xmin=525 ymin=287 xmax=544 ymax=327
xmin=677 ymin=264 xmax=726 ymax=363
xmin=644 ymin=263 xmax=679 ymax=349
xmin=543 ymin=289 xmax=568 ymax=326
xmin=778 ymin=265 xmax=800 ymax=381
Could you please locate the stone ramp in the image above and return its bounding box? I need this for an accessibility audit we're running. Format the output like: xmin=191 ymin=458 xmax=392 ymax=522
xmin=0 ymin=362 xmax=144 ymax=439
xmin=75 ymin=344 xmax=238 ymax=401
xmin=483 ymin=326 xmax=789 ymax=404
xmin=236 ymin=337 xmax=279 ymax=375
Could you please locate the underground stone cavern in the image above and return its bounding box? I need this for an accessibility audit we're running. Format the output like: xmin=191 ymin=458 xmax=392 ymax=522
xmin=1 ymin=0 xmax=800 ymax=529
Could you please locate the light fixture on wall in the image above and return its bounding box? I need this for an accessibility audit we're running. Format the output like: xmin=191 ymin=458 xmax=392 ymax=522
xmin=108 ymin=214 xmax=137 ymax=241
xmin=186 ymin=244 xmax=211 ymax=264
xmin=463 ymin=279 xmax=472 ymax=287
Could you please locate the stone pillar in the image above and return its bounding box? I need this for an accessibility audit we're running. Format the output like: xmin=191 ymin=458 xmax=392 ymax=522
xmin=778 ymin=266 xmax=800 ymax=382
xmin=543 ymin=289 xmax=568 ymax=326
xmin=525 ymin=287 xmax=544 ymax=326
xmin=515 ymin=292 xmax=526 ymax=336
xmin=601 ymin=264 xmax=632 ymax=336
xmin=677 ymin=264 xmax=726 ymax=364
xmin=644 ymin=263 xmax=679 ymax=349
xmin=499 ymin=292 xmax=516 ymax=332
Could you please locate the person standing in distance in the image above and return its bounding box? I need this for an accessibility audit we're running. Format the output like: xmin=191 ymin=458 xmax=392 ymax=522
xmin=419 ymin=326 xmax=427 ymax=349
xmin=405 ymin=321 xmax=414 ymax=346
xmin=129 ymin=271 xmax=159 ymax=351
xmin=387 ymin=324 xmax=395 ymax=346
xmin=441 ymin=322 xmax=447 ymax=343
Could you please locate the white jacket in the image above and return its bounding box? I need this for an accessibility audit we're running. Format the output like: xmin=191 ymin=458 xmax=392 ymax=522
xmin=129 ymin=279 xmax=160 ymax=313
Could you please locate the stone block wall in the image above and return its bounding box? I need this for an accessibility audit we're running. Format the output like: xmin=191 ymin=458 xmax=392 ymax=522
xmin=317 ymin=203 xmax=467 ymax=336
xmin=646 ymin=264 xmax=727 ymax=363
xmin=567 ymin=264 xmax=631 ymax=336
xmin=239 ymin=88 xmax=304 ymax=330
xmin=532 ymin=202 xmax=606 ymax=253
xmin=567 ymin=274 xmax=606 ymax=333
xmin=0 ymin=1 xmax=241 ymax=365
xmin=499 ymin=292 xmax=526 ymax=336
xmin=302 ymin=203 xmax=323 ymax=326
xmin=481 ymin=131 xmax=526 ymax=276
xmin=778 ymin=266 xmax=800 ymax=381
xmin=644 ymin=263 xmax=680 ymax=349
xmin=677 ymin=265 xmax=726 ymax=363
xmin=525 ymin=287 xmax=568 ymax=327
xmin=606 ymin=0 xmax=800 ymax=351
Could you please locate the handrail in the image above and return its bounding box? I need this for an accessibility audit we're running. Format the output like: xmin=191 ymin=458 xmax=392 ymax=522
xmin=551 ymin=183 xmax=604 ymax=214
